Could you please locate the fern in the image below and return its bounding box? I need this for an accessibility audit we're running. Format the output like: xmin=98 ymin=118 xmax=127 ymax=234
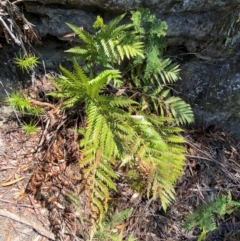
xmin=130 ymin=8 xmax=168 ymax=83
xmin=126 ymin=8 xmax=194 ymax=125
xmin=139 ymin=87 xmax=194 ymax=125
xmin=50 ymin=9 xmax=194 ymax=223
xmin=182 ymin=192 xmax=240 ymax=241
xmin=131 ymin=114 xmax=186 ymax=210
xmin=51 ymin=62 xmax=139 ymax=220
xmin=81 ymin=147 xmax=117 ymax=222
xmin=66 ymin=14 xmax=144 ymax=72
xmin=91 ymin=208 xmax=136 ymax=241
xmin=51 ymin=60 xmax=188 ymax=220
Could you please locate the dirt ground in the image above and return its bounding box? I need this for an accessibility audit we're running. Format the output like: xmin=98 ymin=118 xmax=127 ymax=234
xmin=0 ymin=107 xmax=53 ymax=241
xmin=1 ymin=104 xmax=240 ymax=241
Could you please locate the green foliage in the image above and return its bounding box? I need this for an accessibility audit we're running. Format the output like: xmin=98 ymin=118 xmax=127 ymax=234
xmin=130 ymin=8 xmax=168 ymax=81
xmin=42 ymin=8 xmax=194 ymax=225
xmin=5 ymin=91 xmax=43 ymax=115
xmin=51 ymin=62 xmax=137 ymax=220
xmin=65 ymin=14 xmax=144 ymax=72
xmin=182 ymin=192 xmax=240 ymax=241
xmin=22 ymin=121 xmax=38 ymax=133
xmin=90 ymin=208 xmax=136 ymax=241
xmin=14 ymin=54 xmax=39 ymax=72
xmin=125 ymin=8 xmax=194 ymax=125
xmin=68 ymin=190 xmax=136 ymax=241
xmin=51 ymin=61 xmax=188 ymax=218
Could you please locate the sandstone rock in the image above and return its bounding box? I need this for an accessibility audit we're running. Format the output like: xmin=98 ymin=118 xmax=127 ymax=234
xmin=24 ymin=2 xmax=96 ymax=39
xmin=23 ymin=1 xmax=240 ymax=59
xmin=178 ymin=55 xmax=240 ymax=135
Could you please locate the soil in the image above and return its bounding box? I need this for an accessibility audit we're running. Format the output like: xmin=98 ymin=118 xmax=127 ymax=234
xmin=0 ymin=106 xmax=52 ymax=241
xmin=1 ymin=104 xmax=240 ymax=241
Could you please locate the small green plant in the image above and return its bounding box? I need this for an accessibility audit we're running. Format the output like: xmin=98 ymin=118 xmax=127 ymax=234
xmin=6 ymin=53 xmax=42 ymax=129
xmin=5 ymin=91 xmax=43 ymax=115
xmin=227 ymin=48 xmax=233 ymax=54
xmin=130 ymin=8 xmax=168 ymax=81
xmin=182 ymin=192 xmax=240 ymax=241
xmin=22 ymin=122 xmax=38 ymax=133
xmin=91 ymin=208 xmax=136 ymax=241
xmin=68 ymin=192 xmax=136 ymax=241
xmin=14 ymin=54 xmax=39 ymax=72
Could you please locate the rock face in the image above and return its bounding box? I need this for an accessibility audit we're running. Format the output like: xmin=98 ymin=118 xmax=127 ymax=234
xmin=1 ymin=0 xmax=240 ymax=136
xmin=178 ymin=55 xmax=240 ymax=135
xmin=24 ymin=0 xmax=240 ymax=12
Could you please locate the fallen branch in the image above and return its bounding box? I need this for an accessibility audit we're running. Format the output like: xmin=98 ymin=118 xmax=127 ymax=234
xmin=0 ymin=209 xmax=55 ymax=240
xmin=0 ymin=16 xmax=21 ymax=45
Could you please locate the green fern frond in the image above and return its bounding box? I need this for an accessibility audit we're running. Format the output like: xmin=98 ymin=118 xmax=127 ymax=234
xmin=146 ymin=165 xmax=177 ymax=210
xmin=80 ymin=147 xmax=117 ymax=223
xmin=182 ymin=192 xmax=240 ymax=241
xmin=155 ymin=58 xmax=180 ymax=84
xmin=91 ymin=208 xmax=134 ymax=241
xmin=111 ymin=23 xmax=133 ymax=37
xmin=96 ymin=167 xmax=117 ymax=190
xmin=165 ymin=96 xmax=194 ymax=125
xmin=89 ymin=69 xmax=122 ymax=95
xmin=120 ymin=43 xmax=144 ymax=60
xmin=65 ymin=46 xmax=88 ymax=56
xmin=102 ymin=13 xmax=127 ymax=37
xmin=164 ymin=135 xmax=186 ymax=143
xmin=147 ymin=161 xmax=183 ymax=211
xmin=123 ymin=114 xmax=186 ymax=210
xmin=66 ymin=23 xmax=94 ymax=44
xmin=51 ymin=63 xmax=123 ymax=109
xmin=50 ymin=69 xmax=86 ymax=108
xmin=139 ymin=87 xmax=194 ymax=125
xmin=84 ymin=102 xmax=122 ymax=157
xmin=109 ymin=208 xmax=133 ymax=229
xmin=98 ymin=95 xmax=137 ymax=107
xmin=66 ymin=14 xmax=144 ymax=70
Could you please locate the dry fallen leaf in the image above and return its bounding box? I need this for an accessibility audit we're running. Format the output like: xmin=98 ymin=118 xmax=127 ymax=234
xmin=130 ymin=192 xmax=140 ymax=203
xmin=1 ymin=177 xmax=25 ymax=187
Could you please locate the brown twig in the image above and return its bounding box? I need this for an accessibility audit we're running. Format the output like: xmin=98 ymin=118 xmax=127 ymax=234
xmin=0 ymin=16 xmax=21 ymax=45
xmin=0 ymin=209 xmax=55 ymax=240
xmin=29 ymin=99 xmax=55 ymax=109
